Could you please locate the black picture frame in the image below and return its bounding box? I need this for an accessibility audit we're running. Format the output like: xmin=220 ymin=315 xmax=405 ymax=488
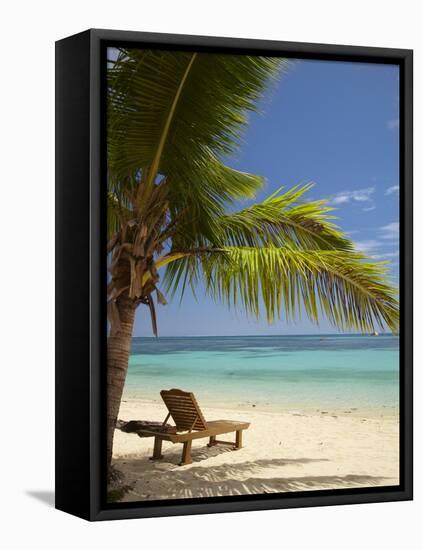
xmin=55 ymin=28 xmax=413 ymax=521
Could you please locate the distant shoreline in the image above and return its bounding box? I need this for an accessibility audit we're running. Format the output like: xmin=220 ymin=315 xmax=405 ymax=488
xmin=121 ymin=396 xmax=399 ymax=418
xmin=130 ymin=333 xmax=399 ymax=339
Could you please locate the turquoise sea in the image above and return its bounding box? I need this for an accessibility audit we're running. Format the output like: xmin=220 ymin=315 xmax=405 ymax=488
xmin=124 ymin=335 xmax=399 ymax=411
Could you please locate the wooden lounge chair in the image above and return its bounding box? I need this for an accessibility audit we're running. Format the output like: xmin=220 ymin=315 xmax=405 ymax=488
xmin=138 ymin=389 xmax=250 ymax=466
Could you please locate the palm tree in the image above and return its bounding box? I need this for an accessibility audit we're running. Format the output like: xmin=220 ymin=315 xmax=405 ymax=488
xmin=106 ymin=49 xmax=399 ymax=472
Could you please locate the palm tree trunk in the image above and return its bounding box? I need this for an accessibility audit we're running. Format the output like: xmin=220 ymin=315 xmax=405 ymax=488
xmin=107 ymin=296 xmax=136 ymax=472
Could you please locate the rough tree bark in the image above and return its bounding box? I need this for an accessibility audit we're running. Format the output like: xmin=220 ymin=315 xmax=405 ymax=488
xmin=107 ymin=295 xmax=137 ymax=472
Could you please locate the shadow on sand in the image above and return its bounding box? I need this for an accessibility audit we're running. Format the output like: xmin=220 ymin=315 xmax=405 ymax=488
xmin=114 ymin=452 xmax=391 ymax=501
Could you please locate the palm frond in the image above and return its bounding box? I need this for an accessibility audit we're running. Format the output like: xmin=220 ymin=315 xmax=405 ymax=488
xmin=163 ymin=246 xmax=399 ymax=333
xmin=108 ymin=49 xmax=288 ymax=215
xmin=208 ymin=183 xmax=355 ymax=251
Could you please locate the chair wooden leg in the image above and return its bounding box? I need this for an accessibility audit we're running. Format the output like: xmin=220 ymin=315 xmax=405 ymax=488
xmin=180 ymin=440 xmax=192 ymax=465
xmin=150 ymin=436 xmax=164 ymax=460
xmin=207 ymin=435 xmax=216 ymax=447
xmin=235 ymin=430 xmax=243 ymax=449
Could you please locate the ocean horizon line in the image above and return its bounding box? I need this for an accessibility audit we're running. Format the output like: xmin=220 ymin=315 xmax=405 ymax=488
xmin=131 ymin=333 xmax=398 ymax=339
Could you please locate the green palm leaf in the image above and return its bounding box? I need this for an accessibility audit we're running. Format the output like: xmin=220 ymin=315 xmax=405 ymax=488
xmin=209 ymin=183 xmax=355 ymax=251
xmin=163 ymin=245 xmax=398 ymax=332
xmin=108 ymin=49 xmax=288 ymax=222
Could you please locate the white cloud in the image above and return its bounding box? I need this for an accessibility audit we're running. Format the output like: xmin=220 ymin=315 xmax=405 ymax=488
xmin=349 ymin=219 xmax=399 ymax=272
xmin=331 ymin=187 xmax=375 ymax=205
xmin=373 ymin=251 xmax=399 ymax=260
xmin=385 ymin=185 xmax=399 ymax=196
xmin=387 ymin=119 xmax=399 ymax=129
xmin=354 ymin=240 xmax=381 ymax=254
xmin=379 ymin=222 xmax=399 ymax=240
xmin=362 ymin=206 xmax=376 ymax=212
xmin=354 ymin=223 xmax=399 ymax=259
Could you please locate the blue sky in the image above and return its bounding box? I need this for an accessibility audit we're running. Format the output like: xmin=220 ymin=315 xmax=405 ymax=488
xmin=134 ymin=57 xmax=400 ymax=337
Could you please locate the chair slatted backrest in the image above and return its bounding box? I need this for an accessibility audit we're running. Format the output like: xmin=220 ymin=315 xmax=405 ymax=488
xmin=160 ymin=389 xmax=208 ymax=432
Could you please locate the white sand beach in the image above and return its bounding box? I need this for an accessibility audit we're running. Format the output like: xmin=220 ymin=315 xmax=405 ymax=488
xmin=111 ymin=398 xmax=399 ymax=502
